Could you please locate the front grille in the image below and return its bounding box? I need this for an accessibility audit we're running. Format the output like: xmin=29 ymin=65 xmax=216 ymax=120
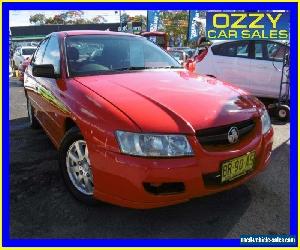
xmin=196 ymin=119 xmax=255 ymax=146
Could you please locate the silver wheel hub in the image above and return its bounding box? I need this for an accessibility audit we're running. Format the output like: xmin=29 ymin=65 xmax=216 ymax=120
xmin=66 ymin=140 xmax=94 ymax=195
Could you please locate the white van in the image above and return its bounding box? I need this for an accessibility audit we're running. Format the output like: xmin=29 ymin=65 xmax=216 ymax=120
xmin=12 ymin=46 xmax=36 ymax=69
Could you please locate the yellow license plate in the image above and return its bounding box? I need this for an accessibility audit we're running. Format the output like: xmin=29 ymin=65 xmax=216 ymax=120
xmin=221 ymin=151 xmax=255 ymax=183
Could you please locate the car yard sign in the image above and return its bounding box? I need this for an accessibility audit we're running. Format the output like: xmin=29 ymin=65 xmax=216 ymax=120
xmin=206 ymin=12 xmax=289 ymax=40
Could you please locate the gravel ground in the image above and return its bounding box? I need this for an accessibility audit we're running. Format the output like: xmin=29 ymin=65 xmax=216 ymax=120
xmin=9 ymin=77 xmax=290 ymax=239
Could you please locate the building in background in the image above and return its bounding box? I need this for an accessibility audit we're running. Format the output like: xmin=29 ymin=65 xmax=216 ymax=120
xmin=10 ymin=23 xmax=120 ymax=49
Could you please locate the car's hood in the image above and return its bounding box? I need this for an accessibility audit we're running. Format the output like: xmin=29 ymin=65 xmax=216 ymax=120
xmin=74 ymin=70 xmax=261 ymax=134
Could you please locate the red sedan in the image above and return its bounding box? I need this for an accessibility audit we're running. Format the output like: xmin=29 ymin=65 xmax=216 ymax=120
xmin=24 ymin=30 xmax=273 ymax=209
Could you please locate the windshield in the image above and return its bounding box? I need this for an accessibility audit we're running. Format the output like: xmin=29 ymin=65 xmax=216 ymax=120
xmin=65 ymin=35 xmax=181 ymax=77
xmin=22 ymin=48 xmax=36 ymax=55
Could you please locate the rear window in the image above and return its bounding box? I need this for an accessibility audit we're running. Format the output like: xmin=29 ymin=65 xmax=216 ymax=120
xmin=211 ymin=41 xmax=249 ymax=58
xmin=266 ymin=42 xmax=289 ymax=62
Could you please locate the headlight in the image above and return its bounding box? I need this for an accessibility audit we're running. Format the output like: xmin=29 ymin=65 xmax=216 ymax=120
xmin=261 ymin=109 xmax=271 ymax=134
xmin=116 ymin=131 xmax=194 ymax=157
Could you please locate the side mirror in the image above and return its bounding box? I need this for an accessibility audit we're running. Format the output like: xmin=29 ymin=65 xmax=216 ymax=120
xmin=32 ymin=64 xmax=55 ymax=78
xmin=185 ymin=59 xmax=194 ymax=72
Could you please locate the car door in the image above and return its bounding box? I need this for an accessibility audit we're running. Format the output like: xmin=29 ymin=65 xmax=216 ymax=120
xmin=35 ymin=34 xmax=66 ymax=144
xmin=26 ymin=38 xmax=49 ymax=124
xmin=212 ymin=41 xmax=251 ymax=91
xmin=249 ymin=40 xmax=289 ymax=99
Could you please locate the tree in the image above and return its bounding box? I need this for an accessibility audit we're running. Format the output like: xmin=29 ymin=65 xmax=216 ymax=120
xmin=65 ymin=10 xmax=84 ymax=24
xmin=91 ymin=15 xmax=107 ymax=24
xmin=29 ymin=10 xmax=146 ymax=27
xmin=29 ymin=13 xmax=46 ymax=25
xmin=132 ymin=15 xmax=146 ymax=24
xmin=120 ymin=12 xmax=129 ymax=23
xmin=45 ymin=14 xmax=65 ymax=24
xmin=72 ymin=18 xmax=88 ymax=24
xmin=159 ymin=11 xmax=189 ymax=46
xmin=43 ymin=11 xmax=88 ymax=25
xmin=131 ymin=15 xmax=147 ymax=32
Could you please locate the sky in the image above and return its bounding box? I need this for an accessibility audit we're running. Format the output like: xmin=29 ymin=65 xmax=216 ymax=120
xmin=9 ymin=10 xmax=147 ymax=27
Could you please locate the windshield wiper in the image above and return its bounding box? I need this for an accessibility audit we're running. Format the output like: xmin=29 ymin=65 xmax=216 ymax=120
xmin=113 ymin=66 xmax=183 ymax=71
xmin=161 ymin=66 xmax=184 ymax=69
xmin=113 ymin=66 xmax=150 ymax=71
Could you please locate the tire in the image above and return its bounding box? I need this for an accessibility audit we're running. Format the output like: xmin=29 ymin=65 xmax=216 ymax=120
xmin=277 ymin=105 xmax=290 ymax=122
xmin=27 ymin=98 xmax=40 ymax=129
xmin=58 ymin=127 xmax=97 ymax=205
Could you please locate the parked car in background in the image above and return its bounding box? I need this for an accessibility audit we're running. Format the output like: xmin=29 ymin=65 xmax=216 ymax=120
xmin=195 ymin=40 xmax=289 ymax=99
xmin=18 ymin=56 xmax=31 ymax=82
xmin=169 ymin=47 xmax=196 ymax=59
xmin=12 ymin=46 xmax=36 ymax=69
xmin=24 ymin=31 xmax=273 ymax=209
xmin=140 ymin=31 xmax=168 ymax=50
xmin=168 ymin=50 xmax=187 ymax=65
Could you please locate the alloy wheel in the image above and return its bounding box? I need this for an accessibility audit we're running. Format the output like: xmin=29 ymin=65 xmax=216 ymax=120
xmin=66 ymin=140 xmax=94 ymax=195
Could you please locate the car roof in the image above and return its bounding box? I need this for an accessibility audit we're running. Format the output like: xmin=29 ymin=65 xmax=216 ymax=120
xmin=210 ymin=40 xmax=234 ymax=45
xmin=211 ymin=40 xmax=289 ymax=46
xmin=54 ymin=30 xmax=138 ymax=37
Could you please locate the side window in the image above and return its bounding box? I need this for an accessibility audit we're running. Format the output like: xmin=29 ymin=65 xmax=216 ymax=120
xmin=255 ymin=41 xmax=264 ymax=59
xmin=43 ymin=35 xmax=61 ymax=74
xmin=236 ymin=42 xmax=249 ymax=58
xmin=266 ymin=42 xmax=289 ymax=62
xmin=212 ymin=41 xmax=249 ymax=58
xmin=32 ymin=38 xmax=49 ymax=65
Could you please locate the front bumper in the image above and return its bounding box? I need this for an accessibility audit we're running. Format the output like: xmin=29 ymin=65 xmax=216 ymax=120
xmin=90 ymin=128 xmax=273 ymax=209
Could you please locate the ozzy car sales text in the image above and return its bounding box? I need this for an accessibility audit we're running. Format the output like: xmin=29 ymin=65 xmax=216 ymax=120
xmin=206 ymin=12 xmax=289 ymax=40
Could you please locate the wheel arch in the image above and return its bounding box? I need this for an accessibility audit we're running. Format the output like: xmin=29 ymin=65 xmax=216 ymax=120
xmin=64 ymin=117 xmax=79 ymax=132
xmin=58 ymin=116 xmax=82 ymax=149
